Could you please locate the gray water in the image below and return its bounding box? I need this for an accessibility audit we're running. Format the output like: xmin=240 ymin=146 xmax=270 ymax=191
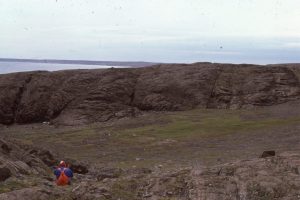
xmin=0 ymin=61 xmax=126 ymax=74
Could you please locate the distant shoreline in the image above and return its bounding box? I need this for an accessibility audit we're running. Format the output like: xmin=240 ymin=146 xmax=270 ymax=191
xmin=0 ymin=58 xmax=159 ymax=68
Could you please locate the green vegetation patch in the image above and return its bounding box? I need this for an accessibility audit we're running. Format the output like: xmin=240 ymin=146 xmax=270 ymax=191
xmin=5 ymin=108 xmax=300 ymax=168
xmin=114 ymin=109 xmax=300 ymax=142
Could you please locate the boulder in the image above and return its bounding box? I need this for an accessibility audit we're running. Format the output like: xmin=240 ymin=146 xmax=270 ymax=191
xmin=36 ymin=150 xmax=58 ymax=167
xmin=0 ymin=140 xmax=12 ymax=154
xmin=260 ymin=150 xmax=276 ymax=158
xmin=69 ymin=162 xmax=89 ymax=174
xmin=0 ymin=166 xmax=11 ymax=181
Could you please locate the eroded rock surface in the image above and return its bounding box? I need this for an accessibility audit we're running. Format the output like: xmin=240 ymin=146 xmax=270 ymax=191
xmin=0 ymin=63 xmax=300 ymax=125
xmin=2 ymin=137 xmax=300 ymax=200
xmin=189 ymin=152 xmax=300 ymax=200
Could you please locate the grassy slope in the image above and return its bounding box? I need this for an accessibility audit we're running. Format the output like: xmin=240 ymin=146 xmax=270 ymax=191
xmin=3 ymin=105 xmax=300 ymax=170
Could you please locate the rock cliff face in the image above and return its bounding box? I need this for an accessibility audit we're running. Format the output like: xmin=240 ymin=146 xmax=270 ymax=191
xmin=0 ymin=63 xmax=300 ymax=125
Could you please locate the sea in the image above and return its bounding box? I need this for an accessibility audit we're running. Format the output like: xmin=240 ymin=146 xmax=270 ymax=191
xmin=0 ymin=61 xmax=126 ymax=74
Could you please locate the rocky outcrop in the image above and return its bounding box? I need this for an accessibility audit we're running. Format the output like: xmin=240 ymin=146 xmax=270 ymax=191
xmin=0 ymin=138 xmax=90 ymax=198
xmin=68 ymin=153 xmax=300 ymax=200
xmin=0 ymin=63 xmax=300 ymax=125
xmin=189 ymin=152 xmax=300 ymax=200
xmin=207 ymin=65 xmax=300 ymax=109
xmin=0 ymin=139 xmax=50 ymax=177
xmin=2 ymin=138 xmax=300 ymax=200
xmin=0 ymin=138 xmax=88 ymax=180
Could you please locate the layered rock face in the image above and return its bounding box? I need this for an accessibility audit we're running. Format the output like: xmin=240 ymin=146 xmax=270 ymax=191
xmin=0 ymin=138 xmax=53 ymax=183
xmin=2 ymin=139 xmax=300 ymax=200
xmin=0 ymin=138 xmax=88 ymax=200
xmin=0 ymin=63 xmax=300 ymax=125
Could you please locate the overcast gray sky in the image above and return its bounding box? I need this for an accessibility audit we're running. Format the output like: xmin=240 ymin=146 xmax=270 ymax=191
xmin=0 ymin=0 xmax=300 ymax=64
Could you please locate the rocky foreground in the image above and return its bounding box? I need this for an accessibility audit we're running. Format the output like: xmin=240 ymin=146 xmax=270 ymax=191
xmin=1 ymin=138 xmax=300 ymax=199
xmin=1 ymin=63 xmax=300 ymax=125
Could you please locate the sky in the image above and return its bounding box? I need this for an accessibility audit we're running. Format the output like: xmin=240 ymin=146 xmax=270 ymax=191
xmin=0 ymin=0 xmax=300 ymax=64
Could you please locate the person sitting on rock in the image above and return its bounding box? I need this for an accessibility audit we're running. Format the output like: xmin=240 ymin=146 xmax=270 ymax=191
xmin=54 ymin=160 xmax=73 ymax=186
